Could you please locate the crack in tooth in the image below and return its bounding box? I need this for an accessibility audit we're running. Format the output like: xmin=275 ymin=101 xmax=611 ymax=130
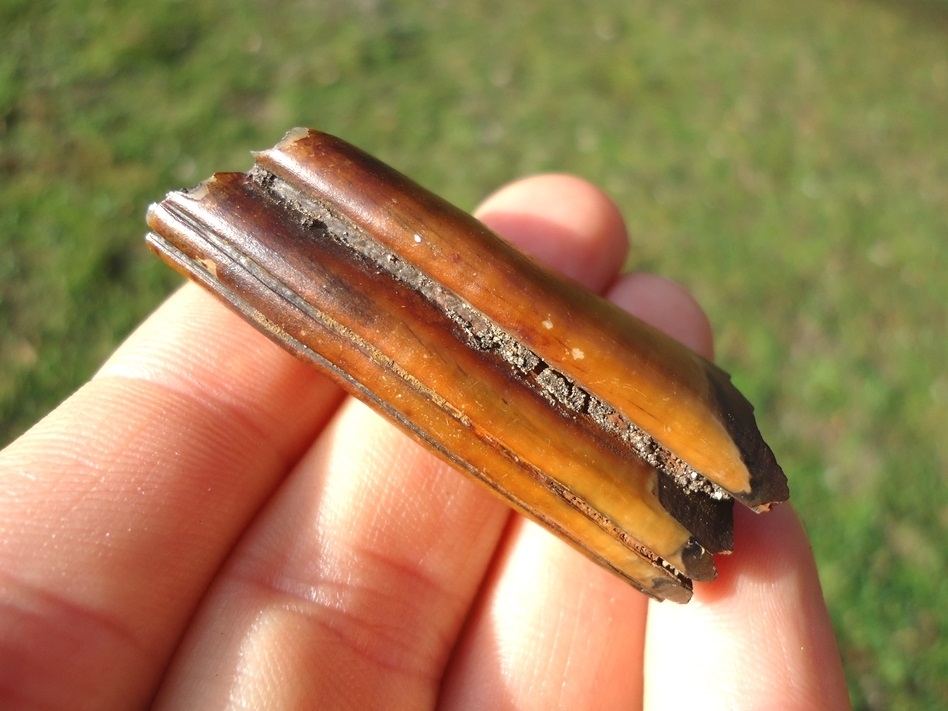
xmin=252 ymin=165 xmax=731 ymax=510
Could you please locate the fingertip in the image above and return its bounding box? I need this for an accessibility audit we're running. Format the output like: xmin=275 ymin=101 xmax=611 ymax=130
xmin=696 ymin=505 xmax=815 ymax=604
xmin=644 ymin=504 xmax=850 ymax=710
xmin=606 ymin=273 xmax=715 ymax=359
xmin=474 ymin=174 xmax=629 ymax=290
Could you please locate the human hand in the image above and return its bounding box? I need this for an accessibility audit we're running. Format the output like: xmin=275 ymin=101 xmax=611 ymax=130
xmin=0 ymin=175 xmax=850 ymax=709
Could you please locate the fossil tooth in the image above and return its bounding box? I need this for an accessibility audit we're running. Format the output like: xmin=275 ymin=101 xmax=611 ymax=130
xmin=145 ymin=129 xmax=788 ymax=602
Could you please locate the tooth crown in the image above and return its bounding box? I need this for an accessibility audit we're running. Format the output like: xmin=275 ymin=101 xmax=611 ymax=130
xmin=146 ymin=128 xmax=789 ymax=603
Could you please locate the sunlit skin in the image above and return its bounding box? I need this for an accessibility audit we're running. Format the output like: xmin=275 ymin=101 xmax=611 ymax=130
xmin=0 ymin=175 xmax=850 ymax=710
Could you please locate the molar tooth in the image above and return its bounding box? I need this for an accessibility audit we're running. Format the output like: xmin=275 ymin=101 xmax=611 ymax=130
xmin=145 ymin=129 xmax=789 ymax=602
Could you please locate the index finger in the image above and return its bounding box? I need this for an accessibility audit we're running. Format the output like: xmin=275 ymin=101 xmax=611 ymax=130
xmin=0 ymin=283 xmax=344 ymax=708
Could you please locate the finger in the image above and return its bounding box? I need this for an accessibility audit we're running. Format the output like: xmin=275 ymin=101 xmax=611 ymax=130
xmin=474 ymin=173 xmax=628 ymax=286
xmin=438 ymin=271 xmax=712 ymax=709
xmin=0 ymin=283 xmax=343 ymax=709
xmin=619 ymin=276 xmax=849 ymax=709
xmin=151 ymin=175 xmax=632 ymax=709
xmin=606 ymin=272 xmax=714 ymax=358
xmin=634 ymin=275 xmax=849 ymax=709
xmin=644 ymin=504 xmax=850 ymax=710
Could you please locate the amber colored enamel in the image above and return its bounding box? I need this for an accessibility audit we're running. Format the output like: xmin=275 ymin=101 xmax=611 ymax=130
xmin=147 ymin=173 xmax=702 ymax=601
xmin=255 ymin=129 xmax=787 ymax=510
xmin=146 ymin=129 xmax=789 ymax=602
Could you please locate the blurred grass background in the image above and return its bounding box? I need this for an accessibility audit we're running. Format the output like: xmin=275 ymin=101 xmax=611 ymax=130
xmin=1 ymin=0 xmax=946 ymax=707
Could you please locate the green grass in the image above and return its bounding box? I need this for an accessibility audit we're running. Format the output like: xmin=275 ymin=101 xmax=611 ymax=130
xmin=2 ymin=1 xmax=946 ymax=707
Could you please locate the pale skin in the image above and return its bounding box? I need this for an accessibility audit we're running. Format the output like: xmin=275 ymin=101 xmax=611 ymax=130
xmin=0 ymin=175 xmax=851 ymax=710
